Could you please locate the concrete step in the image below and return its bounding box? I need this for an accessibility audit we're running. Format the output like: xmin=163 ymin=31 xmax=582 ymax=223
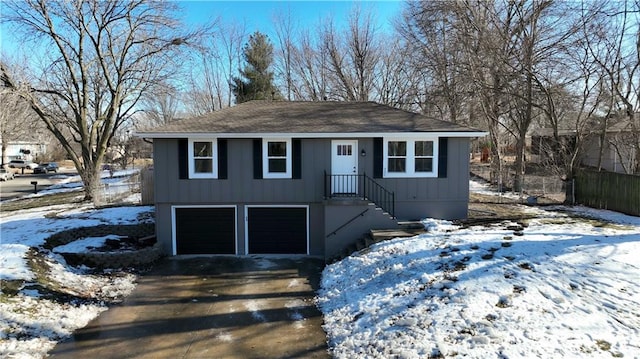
xmin=364 ymin=234 xmax=375 ymax=247
xmin=397 ymin=221 xmax=425 ymax=230
xmin=369 ymin=228 xmax=424 ymax=242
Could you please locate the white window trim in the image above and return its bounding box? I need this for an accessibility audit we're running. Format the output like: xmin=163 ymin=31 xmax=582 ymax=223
xmin=188 ymin=138 xmax=218 ymax=179
xmin=383 ymin=137 xmax=438 ymax=178
xmin=262 ymin=138 xmax=292 ymax=179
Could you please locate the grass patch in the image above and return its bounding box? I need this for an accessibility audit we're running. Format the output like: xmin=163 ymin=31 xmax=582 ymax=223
xmin=25 ymin=248 xmax=91 ymax=302
xmin=0 ymin=280 xmax=25 ymax=297
xmin=595 ymin=339 xmax=611 ymax=351
xmin=518 ymin=262 xmax=534 ymax=271
xmin=496 ymin=296 xmax=511 ymax=308
xmin=537 ymin=214 xmax=635 ymax=231
xmin=0 ymin=191 xmax=85 ymax=212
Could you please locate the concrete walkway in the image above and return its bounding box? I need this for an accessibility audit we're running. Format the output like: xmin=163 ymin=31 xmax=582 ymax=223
xmin=49 ymin=256 xmax=330 ymax=359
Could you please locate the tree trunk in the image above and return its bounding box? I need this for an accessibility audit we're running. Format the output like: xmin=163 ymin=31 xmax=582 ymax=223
xmin=513 ymin=133 xmax=526 ymax=193
xmin=80 ymin=163 xmax=102 ymax=203
xmin=1 ymin=141 xmax=7 ymax=166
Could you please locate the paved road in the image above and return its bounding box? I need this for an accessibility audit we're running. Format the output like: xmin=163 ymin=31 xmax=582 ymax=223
xmin=0 ymin=168 xmax=76 ymax=201
xmin=49 ymin=256 xmax=330 ymax=359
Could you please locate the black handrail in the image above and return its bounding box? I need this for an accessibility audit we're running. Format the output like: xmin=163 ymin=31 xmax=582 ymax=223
xmin=325 ymin=208 xmax=369 ymax=237
xmin=324 ymin=171 xmax=395 ymax=218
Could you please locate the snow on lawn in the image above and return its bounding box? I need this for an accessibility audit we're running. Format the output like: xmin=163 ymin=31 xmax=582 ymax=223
xmin=0 ymin=203 xmax=153 ymax=359
xmin=0 ymin=205 xmax=153 ymax=281
xmin=469 ymin=177 xmax=522 ymax=200
xmin=2 ymin=168 xmax=140 ymax=203
xmin=318 ymin=196 xmax=640 ymax=358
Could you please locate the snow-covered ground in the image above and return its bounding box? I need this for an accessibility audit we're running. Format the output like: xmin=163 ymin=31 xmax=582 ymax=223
xmin=1 ymin=167 xmax=140 ymax=203
xmin=0 ymin=171 xmax=152 ymax=358
xmin=2 ymin=174 xmax=639 ymax=358
xmin=318 ymin=181 xmax=640 ymax=358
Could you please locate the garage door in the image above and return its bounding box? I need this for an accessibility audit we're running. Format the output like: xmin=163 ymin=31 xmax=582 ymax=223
xmin=247 ymin=207 xmax=308 ymax=254
xmin=174 ymin=207 xmax=236 ymax=254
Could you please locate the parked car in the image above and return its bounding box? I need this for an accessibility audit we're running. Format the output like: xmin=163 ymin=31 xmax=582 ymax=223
xmin=0 ymin=168 xmax=14 ymax=181
xmin=34 ymin=162 xmax=59 ymax=174
xmin=8 ymin=159 xmax=38 ymax=170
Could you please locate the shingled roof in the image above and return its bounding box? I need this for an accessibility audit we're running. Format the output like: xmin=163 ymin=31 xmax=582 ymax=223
xmin=138 ymin=100 xmax=483 ymax=137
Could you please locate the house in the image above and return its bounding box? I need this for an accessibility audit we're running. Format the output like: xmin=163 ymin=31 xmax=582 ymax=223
xmin=137 ymin=101 xmax=486 ymax=259
xmin=530 ymin=119 xmax=639 ymax=174
xmin=581 ymin=120 xmax=639 ymax=174
xmin=529 ymin=128 xmax=577 ymax=165
xmin=0 ymin=140 xmax=47 ymax=164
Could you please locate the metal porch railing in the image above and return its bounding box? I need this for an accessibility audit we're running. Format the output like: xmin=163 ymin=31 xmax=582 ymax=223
xmin=323 ymin=171 xmax=395 ymax=218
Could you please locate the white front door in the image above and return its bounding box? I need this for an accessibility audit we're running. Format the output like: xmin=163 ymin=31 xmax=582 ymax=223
xmin=331 ymin=140 xmax=358 ymax=194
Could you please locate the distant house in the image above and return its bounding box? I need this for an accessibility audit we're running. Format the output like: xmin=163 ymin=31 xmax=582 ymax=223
xmin=0 ymin=141 xmax=47 ymax=164
xmin=529 ymin=128 xmax=577 ymax=165
xmin=530 ymin=119 xmax=638 ymax=174
xmin=137 ymin=101 xmax=486 ymax=259
xmin=581 ymin=120 xmax=638 ymax=174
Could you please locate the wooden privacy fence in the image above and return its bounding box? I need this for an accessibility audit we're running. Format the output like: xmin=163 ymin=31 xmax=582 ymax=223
xmin=575 ymin=169 xmax=640 ymax=216
xmin=140 ymin=168 xmax=154 ymax=205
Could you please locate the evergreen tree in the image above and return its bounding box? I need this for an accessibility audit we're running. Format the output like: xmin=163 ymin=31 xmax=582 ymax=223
xmin=232 ymin=32 xmax=280 ymax=103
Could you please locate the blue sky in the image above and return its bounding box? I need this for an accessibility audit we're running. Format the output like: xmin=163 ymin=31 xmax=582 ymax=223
xmin=1 ymin=1 xmax=403 ymax=60
xmin=0 ymin=0 xmax=403 ymax=58
xmin=178 ymin=1 xmax=403 ymax=34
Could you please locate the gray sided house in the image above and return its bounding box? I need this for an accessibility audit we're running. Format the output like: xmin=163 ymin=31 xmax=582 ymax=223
xmin=531 ymin=119 xmax=639 ymax=175
xmin=137 ymin=101 xmax=485 ymax=259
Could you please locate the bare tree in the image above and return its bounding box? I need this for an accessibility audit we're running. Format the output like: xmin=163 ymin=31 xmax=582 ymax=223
xmin=185 ymin=49 xmax=225 ymax=115
xmin=401 ymin=0 xmax=590 ymax=191
xmin=323 ymin=6 xmax=379 ymax=101
xmin=374 ymin=35 xmax=421 ymax=111
xmin=139 ymin=83 xmax=181 ymax=128
xmin=0 ymin=0 xmax=200 ymax=202
xmin=398 ymin=1 xmax=472 ymax=122
xmin=535 ymin=40 xmax=606 ymax=203
xmin=584 ymin=0 xmax=640 ymax=174
xmin=184 ymin=19 xmax=245 ymax=114
xmin=289 ymin=28 xmax=328 ymax=101
xmin=273 ymin=8 xmax=296 ymax=101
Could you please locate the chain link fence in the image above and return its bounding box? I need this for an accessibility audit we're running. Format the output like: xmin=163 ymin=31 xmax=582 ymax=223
xmin=95 ymin=171 xmax=143 ymax=206
xmin=470 ymin=163 xmax=566 ymax=203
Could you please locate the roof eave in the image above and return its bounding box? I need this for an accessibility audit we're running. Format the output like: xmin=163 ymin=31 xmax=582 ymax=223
xmin=135 ymin=131 xmax=489 ymax=139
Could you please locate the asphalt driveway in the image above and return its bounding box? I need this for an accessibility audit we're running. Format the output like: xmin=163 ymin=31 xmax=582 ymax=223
xmin=49 ymin=256 xmax=329 ymax=359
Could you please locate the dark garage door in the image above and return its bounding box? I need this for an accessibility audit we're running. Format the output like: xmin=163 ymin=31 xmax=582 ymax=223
xmin=175 ymin=207 xmax=236 ymax=254
xmin=247 ymin=207 xmax=307 ymax=254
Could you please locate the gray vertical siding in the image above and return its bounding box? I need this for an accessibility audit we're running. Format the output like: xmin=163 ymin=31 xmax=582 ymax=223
xmin=358 ymin=137 xmax=470 ymax=219
xmin=154 ymin=137 xmax=469 ymax=206
xmin=154 ymin=138 xmax=330 ymax=203
xmin=152 ymin=136 xmax=471 ymax=256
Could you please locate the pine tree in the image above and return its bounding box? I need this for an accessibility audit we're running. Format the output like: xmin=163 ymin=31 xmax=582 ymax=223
xmin=232 ymin=32 xmax=280 ymax=103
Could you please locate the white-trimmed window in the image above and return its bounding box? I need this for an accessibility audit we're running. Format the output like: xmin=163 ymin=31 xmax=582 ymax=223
xmin=414 ymin=141 xmax=434 ymax=172
xmin=263 ymin=138 xmax=292 ymax=178
xmin=188 ymin=138 xmax=218 ymax=178
xmin=384 ymin=138 xmax=437 ymax=178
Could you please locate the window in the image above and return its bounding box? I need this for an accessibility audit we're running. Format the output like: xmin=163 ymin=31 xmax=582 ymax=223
xmin=337 ymin=144 xmax=352 ymax=156
xmin=414 ymin=141 xmax=434 ymax=172
xmin=387 ymin=141 xmax=406 ymax=172
xmin=383 ymin=138 xmax=437 ymax=178
xmin=263 ymin=138 xmax=292 ymax=178
xmin=188 ymin=139 xmax=218 ymax=178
